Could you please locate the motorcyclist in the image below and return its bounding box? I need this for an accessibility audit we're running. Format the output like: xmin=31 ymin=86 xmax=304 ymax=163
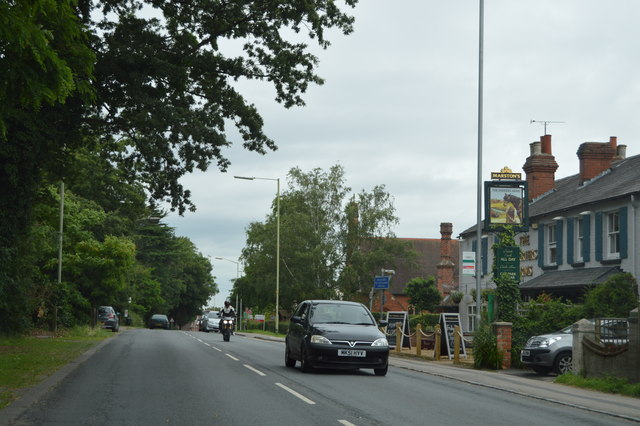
xmin=219 ymin=301 xmax=236 ymax=334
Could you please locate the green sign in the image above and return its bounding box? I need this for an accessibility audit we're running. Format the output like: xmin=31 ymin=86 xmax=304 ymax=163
xmin=496 ymin=246 xmax=520 ymax=282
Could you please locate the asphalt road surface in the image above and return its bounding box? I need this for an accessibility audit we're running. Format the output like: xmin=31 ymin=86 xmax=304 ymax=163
xmin=9 ymin=329 xmax=638 ymax=425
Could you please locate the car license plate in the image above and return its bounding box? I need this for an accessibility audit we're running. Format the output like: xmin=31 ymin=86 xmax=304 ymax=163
xmin=521 ymin=350 xmax=530 ymax=356
xmin=338 ymin=349 xmax=366 ymax=357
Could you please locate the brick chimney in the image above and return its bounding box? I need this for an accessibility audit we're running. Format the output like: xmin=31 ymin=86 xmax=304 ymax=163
xmin=523 ymin=134 xmax=559 ymax=201
xmin=577 ymin=137 xmax=617 ymax=184
xmin=436 ymin=222 xmax=455 ymax=295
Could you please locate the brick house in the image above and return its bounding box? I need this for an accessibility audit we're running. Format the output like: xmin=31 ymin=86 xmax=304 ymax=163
xmin=458 ymin=134 xmax=640 ymax=331
xmin=371 ymin=223 xmax=460 ymax=314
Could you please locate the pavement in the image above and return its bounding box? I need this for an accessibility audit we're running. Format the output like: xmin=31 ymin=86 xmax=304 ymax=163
xmin=237 ymin=331 xmax=640 ymax=423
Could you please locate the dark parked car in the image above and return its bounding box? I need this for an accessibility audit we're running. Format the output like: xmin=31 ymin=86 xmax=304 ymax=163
xmin=98 ymin=306 xmax=119 ymax=332
xmin=285 ymin=300 xmax=389 ymax=376
xmin=149 ymin=314 xmax=170 ymax=329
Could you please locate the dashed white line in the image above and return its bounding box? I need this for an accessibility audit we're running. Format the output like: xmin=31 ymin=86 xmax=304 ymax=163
xmin=225 ymin=353 xmax=240 ymax=361
xmin=212 ymin=346 xmax=222 ymax=352
xmin=243 ymin=364 xmax=266 ymax=376
xmin=338 ymin=420 xmax=356 ymax=426
xmin=275 ymin=383 xmax=316 ymax=405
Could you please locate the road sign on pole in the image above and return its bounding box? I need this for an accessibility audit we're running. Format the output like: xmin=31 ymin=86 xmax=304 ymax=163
xmin=373 ymin=276 xmax=390 ymax=289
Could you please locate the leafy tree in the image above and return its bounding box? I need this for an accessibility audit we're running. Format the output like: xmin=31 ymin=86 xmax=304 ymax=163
xmin=583 ymin=273 xmax=639 ymax=318
xmin=237 ymin=165 xmax=411 ymax=312
xmin=89 ymin=0 xmax=359 ymax=214
xmin=404 ymin=277 xmax=441 ymax=312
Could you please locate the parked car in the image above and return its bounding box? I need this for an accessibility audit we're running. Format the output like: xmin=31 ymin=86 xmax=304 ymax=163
xmin=97 ymin=306 xmax=119 ymax=332
xmin=202 ymin=311 xmax=220 ymax=332
xmin=149 ymin=314 xmax=170 ymax=329
xmin=285 ymin=300 xmax=389 ymax=376
xmin=520 ymin=318 xmax=629 ymax=375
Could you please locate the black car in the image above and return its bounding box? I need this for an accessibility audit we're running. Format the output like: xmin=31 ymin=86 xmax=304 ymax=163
xmin=97 ymin=306 xmax=119 ymax=332
xmin=149 ymin=314 xmax=170 ymax=329
xmin=285 ymin=300 xmax=389 ymax=376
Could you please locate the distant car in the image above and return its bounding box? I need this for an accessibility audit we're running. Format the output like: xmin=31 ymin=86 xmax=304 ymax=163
xmin=202 ymin=311 xmax=220 ymax=332
xmin=149 ymin=314 xmax=170 ymax=329
xmin=520 ymin=318 xmax=628 ymax=375
xmin=98 ymin=306 xmax=119 ymax=332
xmin=285 ymin=300 xmax=389 ymax=376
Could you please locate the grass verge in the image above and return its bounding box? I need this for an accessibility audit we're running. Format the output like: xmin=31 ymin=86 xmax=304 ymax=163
xmin=239 ymin=329 xmax=286 ymax=338
xmin=0 ymin=326 xmax=113 ymax=409
xmin=556 ymin=373 xmax=640 ymax=398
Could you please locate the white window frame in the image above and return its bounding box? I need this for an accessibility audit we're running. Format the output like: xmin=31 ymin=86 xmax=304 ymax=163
xmin=606 ymin=211 xmax=620 ymax=258
xmin=546 ymin=223 xmax=557 ymax=265
xmin=467 ymin=305 xmax=476 ymax=332
xmin=575 ymin=217 xmax=584 ymax=262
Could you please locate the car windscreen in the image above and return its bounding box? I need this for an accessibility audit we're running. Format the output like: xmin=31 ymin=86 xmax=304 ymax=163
xmin=310 ymin=304 xmax=375 ymax=325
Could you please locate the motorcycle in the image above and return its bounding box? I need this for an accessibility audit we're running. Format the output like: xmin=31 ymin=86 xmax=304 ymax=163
xmin=221 ymin=317 xmax=234 ymax=342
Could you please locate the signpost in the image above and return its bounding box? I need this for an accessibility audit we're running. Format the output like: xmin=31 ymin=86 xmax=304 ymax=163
xmin=462 ymin=251 xmax=476 ymax=276
xmin=385 ymin=311 xmax=411 ymax=349
xmin=439 ymin=313 xmax=467 ymax=359
xmin=496 ymin=246 xmax=521 ymax=282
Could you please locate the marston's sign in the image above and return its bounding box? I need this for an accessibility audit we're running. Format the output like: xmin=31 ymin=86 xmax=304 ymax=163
xmin=491 ymin=166 xmax=521 ymax=180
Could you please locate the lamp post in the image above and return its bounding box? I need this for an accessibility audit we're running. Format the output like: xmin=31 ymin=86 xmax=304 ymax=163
xmin=234 ymin=175 xmax=280 ymax=332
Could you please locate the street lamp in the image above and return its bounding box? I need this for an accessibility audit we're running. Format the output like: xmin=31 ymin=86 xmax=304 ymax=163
xmin=234 ymin=175 xmax=280 ymax=332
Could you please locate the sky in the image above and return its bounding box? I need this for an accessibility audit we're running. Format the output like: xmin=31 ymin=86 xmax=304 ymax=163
xmin=163 ymin=0 xmax=640 ymax=304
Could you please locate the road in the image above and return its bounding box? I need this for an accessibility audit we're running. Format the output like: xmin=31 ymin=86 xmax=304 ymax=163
xmin=7 ymin=329 xmax=639 ymax=425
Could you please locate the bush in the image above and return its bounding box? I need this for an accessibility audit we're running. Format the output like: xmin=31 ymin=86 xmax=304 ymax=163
xmin=583 ymin=272 xmax=639 ymax=318
xmin=409 ymin=313 xmax=440 ymax=330
xmin=472 ymin=322 xmax=503 ymax=370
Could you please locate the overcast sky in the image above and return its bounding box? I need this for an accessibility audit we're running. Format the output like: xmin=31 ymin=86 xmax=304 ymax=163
xmin=163 ymin=0 xmax=640 ymax=304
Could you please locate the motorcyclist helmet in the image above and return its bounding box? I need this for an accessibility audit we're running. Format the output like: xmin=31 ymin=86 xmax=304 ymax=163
xmin=224 ymin=300 xmax=230 ymax=307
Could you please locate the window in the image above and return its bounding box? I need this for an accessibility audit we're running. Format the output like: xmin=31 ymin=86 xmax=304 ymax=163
xmin=575 ymin=217 xmax=584 ymax=262
xmin=547 ymin=223 xmax=557 ymax=264
xmin=607 ymin=211 xmax=620 ymax=257
xmin=467 ymin=305 xmax=476 ymax=332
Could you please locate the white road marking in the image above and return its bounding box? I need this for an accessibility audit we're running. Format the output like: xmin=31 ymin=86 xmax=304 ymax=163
xmin=243 ymin=364 xmax=266 ymax=376
xmin=225 ymin=353 xmax=239 ymax=361
xmin=338 ymin=421 xmax=357 ymax=426
xmin=212 ymin=346 xmax=222 ymax=352
xmin=275 ymin=383 xmax=316 ymax=405
xmin=204 ymin=342 xmax=210 ymax=347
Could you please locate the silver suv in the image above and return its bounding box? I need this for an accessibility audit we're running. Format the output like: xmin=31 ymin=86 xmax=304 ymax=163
xmin=521 ymin=319 xmax=628 ymax=375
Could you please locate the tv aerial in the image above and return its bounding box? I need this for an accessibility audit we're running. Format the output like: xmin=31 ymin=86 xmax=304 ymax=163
xmin=530 ymin=120 xmax=565 ymax=135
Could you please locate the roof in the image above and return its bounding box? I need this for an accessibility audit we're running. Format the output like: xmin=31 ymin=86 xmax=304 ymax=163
xmin=529 ymin=154 xmax=640 ymax=218
xmin=388 ymin=237 xmax=460 ymax=294
xmin=459 ymin=153 xmax=640 ymax=236
xmin=519 ymin=266 xmax=622 ymax=291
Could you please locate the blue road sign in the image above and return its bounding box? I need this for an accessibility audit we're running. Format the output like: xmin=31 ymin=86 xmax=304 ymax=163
xmin=373 ymin=276 xmax=390 ymax=289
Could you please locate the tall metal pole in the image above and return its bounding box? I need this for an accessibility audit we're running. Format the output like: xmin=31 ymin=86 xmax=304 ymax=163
xmin=275 ymin=178 xmax=280 ymax=333
xmin=55 ymin=181 xmax=64 ymax=333
xmin=475 ymin=0 xmax=485 ymax=330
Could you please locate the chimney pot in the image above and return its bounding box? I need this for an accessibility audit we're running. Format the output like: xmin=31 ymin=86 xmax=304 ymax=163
xmin=530 ymin=141 xmax=541 ymax=156
xmin=541 ymin=134 xmax=552 ymax=154
xmin=610 ymin=136 xmax=617 ymax=150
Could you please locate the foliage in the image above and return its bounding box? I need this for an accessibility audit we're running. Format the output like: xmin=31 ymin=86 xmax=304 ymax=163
xmin=404 ymin=277 xmax=441 ymax=312
xmin=472 ymin=322 xmax=503 ymax=370
xmin=450 ymin=291 xmax=464 ymax=304
xmin=555 ymin=374 xmax=640 ymax=398
xmin=582 ymin=273 xmax=639 ymax=318
xmin=237 ymin=165 xmax=412 ymax=312
xmin=89 ymin=0 xmax=359 ymax=214
xmin=490 ymin=226 xmax=521 ymax=322
xmin=510 ymin=294 xmax=585 ymax=368
xmin=409 ymin=313 xmax=440 ymax=330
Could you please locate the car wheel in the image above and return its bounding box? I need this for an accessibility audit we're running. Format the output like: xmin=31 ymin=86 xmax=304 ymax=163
xmin=531 ymin=365 xmax=552 ymax=375
xmin=553 ymin=351 xmax=572 ymax=375
xmin=300 ymin=345 xmax=314 ymax=373
xmin=285 ymin=344 xmax=296 ymax=368
xmin=374 ymin=364 xmax=388 ymax=376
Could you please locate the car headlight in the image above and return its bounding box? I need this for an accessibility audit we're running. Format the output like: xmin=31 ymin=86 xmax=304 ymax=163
xmin=310 ymin=335 xmax=332 ymax=344
xmin=538 ymin=336 xmax=563 ymax=348
xmin=371 ymin=338 xmax=388 ymax=347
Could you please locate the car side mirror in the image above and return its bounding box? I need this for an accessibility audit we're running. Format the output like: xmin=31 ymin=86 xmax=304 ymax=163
xmin=291 ymin=315 xmax=302 ymax=324
xmin=378 ymin=320 xmax=388 ymax=328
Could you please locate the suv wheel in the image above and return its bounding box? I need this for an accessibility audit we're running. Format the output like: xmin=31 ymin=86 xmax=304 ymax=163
xmin=553 ymin=351 xmax=572 ymax=375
